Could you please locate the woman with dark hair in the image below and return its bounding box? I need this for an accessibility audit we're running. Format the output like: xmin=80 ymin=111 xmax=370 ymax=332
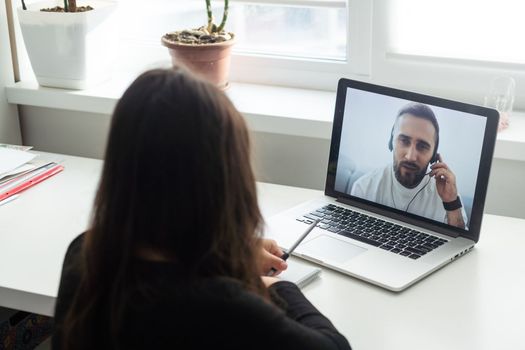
xmin=52 ymin=68 xmax=351 ymax=350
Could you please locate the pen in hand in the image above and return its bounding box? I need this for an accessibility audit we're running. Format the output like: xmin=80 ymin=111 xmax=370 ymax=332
xmin=267 ymin=219 xmax=319 ymax=276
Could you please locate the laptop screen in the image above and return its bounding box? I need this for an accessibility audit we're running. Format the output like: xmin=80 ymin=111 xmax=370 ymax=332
xmin=326 ymin=79 xmax=499 ymax=242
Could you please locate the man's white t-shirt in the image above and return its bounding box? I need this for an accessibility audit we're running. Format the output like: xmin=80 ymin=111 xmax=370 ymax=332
xmin=350 ymin=165 xmax=467 ymax=226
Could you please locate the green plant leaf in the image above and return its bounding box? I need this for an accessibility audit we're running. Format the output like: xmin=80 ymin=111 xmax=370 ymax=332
xmin=217 ymin=0 xmax=229 ymax=32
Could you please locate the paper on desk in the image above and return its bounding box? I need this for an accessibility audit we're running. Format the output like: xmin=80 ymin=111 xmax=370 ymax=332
xmin=0 ymin=163 xmax=38 ymax=185
xmin=278 ymin=260 xmax=321 ymax=289
xmin=0 ymin=148 xmax=36 ymax=177
xmin=0 ymin=143 xmax=33 ymax=151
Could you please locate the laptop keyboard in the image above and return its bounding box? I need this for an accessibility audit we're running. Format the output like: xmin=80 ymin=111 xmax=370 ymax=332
xmin=297 ymin=204 xmax=448 ymax=260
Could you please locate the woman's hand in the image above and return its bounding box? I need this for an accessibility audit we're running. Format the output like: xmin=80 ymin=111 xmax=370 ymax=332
xmin=258 ymin=238 xmax=288 ymax=276
xmin=261 ymin=276 xmax=281 ymax=287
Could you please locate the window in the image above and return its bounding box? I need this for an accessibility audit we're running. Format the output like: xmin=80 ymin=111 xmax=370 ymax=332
xmin=229 ymin=2 xmax=346 ymax=61
xmin=370 ymin=1 xmax=525 ymax=111
xmin=388 ymin=0 xmax=525 ymax=65
xmin=12 ymin=0 xmax=371 ymax=90
xmin=107 ymin=0 xmax=372 ymax=90
xmin=14 ymin=0 xmax=524 ymax=108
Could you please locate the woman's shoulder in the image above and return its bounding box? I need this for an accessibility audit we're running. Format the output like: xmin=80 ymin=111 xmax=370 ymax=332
xmin=64 ymin=233 xmax=85 ymax=261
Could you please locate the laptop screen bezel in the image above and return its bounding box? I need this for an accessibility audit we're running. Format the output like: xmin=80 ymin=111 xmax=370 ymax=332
xmin=325 ymin=78 xmax=499 ymax=242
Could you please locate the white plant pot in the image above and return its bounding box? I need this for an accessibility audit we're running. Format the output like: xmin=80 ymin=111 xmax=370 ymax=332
xmin=18 ymin=0 xmax=117 ymax=90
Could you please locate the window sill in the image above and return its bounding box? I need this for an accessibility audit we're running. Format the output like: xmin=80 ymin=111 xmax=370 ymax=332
xmin=6 ymin=76 xmax=336 ymax=139
xmin=5 ymin=78 xmax=525 ymax=162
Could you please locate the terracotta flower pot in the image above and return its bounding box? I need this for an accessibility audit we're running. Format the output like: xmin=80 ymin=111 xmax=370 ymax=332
xmin=161 ymin=37 xmax=235 ymax=90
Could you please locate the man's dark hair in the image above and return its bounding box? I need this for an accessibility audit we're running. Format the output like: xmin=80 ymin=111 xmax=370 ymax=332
xmin=389 ymin=103 xmax=440 ymax=162
xmin=397 ymin=103 xmax=439 ymax=138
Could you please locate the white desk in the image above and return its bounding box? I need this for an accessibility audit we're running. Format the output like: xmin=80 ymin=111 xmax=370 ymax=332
xmin=1 ymin=153 xmax=524 ymax=350
xmin=0 ymin=153 xmax=101 ymax=315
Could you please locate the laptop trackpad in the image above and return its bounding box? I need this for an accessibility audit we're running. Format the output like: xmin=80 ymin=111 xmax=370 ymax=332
xmin=299 ymin=235 xmax=367 ymax=264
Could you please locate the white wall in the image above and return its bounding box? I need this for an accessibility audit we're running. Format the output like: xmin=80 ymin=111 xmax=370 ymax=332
xmin=19 ymin=106 xmax=525 ymax=220
xmin=19 ymin=106 xmax=109 ymax=158
xmin=0 ymin=0 xmax=21 ymax=144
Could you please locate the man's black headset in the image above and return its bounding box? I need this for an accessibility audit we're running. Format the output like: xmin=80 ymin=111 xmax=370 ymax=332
xmin=388 ymin=120 xmax=439 ymax=165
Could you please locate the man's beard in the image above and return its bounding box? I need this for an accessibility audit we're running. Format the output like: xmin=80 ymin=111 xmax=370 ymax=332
xmin=394 ymin=160 xmax=427 ymax=188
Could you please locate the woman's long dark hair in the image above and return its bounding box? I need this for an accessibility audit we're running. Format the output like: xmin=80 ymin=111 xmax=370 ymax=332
xmin=60 ymin=68 xmax=265 ymax=349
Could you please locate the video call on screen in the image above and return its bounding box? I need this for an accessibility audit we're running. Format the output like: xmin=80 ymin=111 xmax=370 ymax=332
xmin=334 ymin=88 xmax=487 ymax=230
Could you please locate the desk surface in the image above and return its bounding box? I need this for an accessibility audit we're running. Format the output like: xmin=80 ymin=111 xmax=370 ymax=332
xmin=1 ymin=153 xmax=524 ymax=350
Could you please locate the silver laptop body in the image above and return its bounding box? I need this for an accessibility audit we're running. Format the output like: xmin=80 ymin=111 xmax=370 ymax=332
xmin=265 ymin=79 xmax=499 ymax=291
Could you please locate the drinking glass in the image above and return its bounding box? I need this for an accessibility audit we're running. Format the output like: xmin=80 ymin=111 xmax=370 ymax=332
xmin=484 ymin=76 xmax=515 ymax=131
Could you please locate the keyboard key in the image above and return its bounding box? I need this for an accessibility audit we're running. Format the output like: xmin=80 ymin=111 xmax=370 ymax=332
xmin=399 ymin=251 xmax=411 ymax=256
xmin=405 ymin=247 xmax=426 ymax=255
xmin=409 ymin=254 xmax=421 ymax=259
xmin=380 ymin=244 xmax=394 ymax=250
xmin=390 ymin=248 xmax=402 ymax=253
xmin=415 ymin=245 xmax=431 ymax=253
xmin=339 ymin=230 xmax=382 ymax=247
xmin=420 ymin=243 xmax=437 ymax=251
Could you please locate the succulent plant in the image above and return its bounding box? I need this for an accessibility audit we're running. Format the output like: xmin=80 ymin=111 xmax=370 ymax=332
xmin=63 ymin=0 xmax=77 ymax=12
xmin=21 ymin=0 xmax=80 ymax=12
xmin=163 ymin=0 xmax=233 ymax=45
xmin=206 ymin=0 xmax=229 ymax=33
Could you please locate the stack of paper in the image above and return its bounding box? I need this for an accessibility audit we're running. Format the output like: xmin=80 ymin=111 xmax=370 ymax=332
xmin=0 ymin=145 xmax=64 ymax=206
xmin=0 ymin=146 xmax=37 ymax=180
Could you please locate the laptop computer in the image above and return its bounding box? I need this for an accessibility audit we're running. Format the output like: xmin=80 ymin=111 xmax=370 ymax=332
xmin=265 ymin=78 xmax=499 ymax=291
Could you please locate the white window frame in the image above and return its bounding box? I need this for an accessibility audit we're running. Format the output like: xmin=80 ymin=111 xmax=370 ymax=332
xmin=227 ymin=0 xmax=372 ymax=90
xmin=10 ymin=0 xmax=525 ymax=110
xmin=368 ymin=2 xmax=525 ymax=111
xmin=12 ymin=0 xmax=374 ymax=91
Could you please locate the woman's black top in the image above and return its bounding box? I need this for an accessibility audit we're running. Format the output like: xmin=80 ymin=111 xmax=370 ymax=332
xmin=53 ymin=234 xmax=351 ymax=349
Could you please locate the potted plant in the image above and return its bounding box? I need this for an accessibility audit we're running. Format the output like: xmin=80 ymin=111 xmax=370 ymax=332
xmin=17 ymin=0 xmax=117 ymax=89
xmin=161 ymin=0 xmax=235 ymax=89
